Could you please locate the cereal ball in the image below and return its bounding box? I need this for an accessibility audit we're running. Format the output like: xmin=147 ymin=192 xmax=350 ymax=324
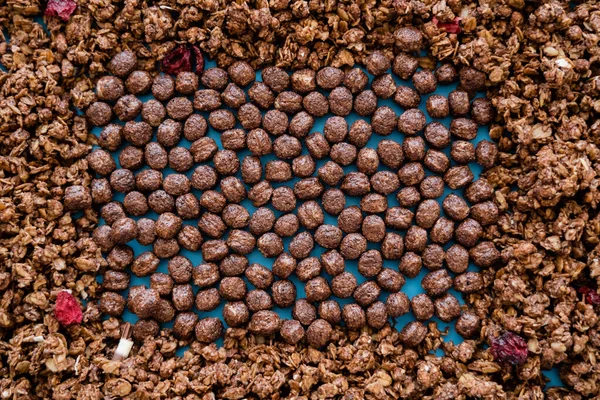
xmin=426 ymin=95 xmax=449 ymax=118
xmin=361 ymin=193 xmax=388 ymax=214
xmin=422 ymin=244 xmax=446 ymax=270
xmin=243 ymin=264 xmax=273 ymax=291
xmin=386 ymin=292 xmax=410 ymax=318
xmin=98 ymin=124 xmax=123 ymax=152
xmin=132 ymin=319 xmax=159 ymax=342
xmin=220 ymin=83 xmax=246 ymax=109
xmin=362 ymin=215 xmax=386 ymax=243
xmin=455 ymin=311 xmax=480 ymax=338
xmin=280 ymin=320 xmax=305 ymax=344
xmin=195 ymin=317 xmax=223 ymax=343
xmin=424 ymin=149 xmax=450 ymax=174
xmin=130 ymin=289 xmax=160 ymax=319
xmin=304 ymin=277 xmax=330 ymax=303
xmin=323 ymin=116 xmax=348 ymax=144
xmin=341 ymin=172 xmax=371 ymax=196
xmin=247 ymin=181 xmax=273 ymax=207
xmin=398 ymin=109 xmax=426 ymax=135
xmin=424 ymin=122 xmax=450 ymax=149
xmin=274 ymin=214 xmax=299 ymax=238
xmin=294 ymin=177 xmax=324 ymax=200
xmin=394 ymin=86 xmax=421 ymax=109
xmin=291 ymin=69 xmax=316 ymax=94
xmin=459 ymin=67 xmax=486 ymax=92
xmin=454 ymin=271 xmax=484 ymax=294
xmin=403 ymin=136 xmax=426 ymax=162
xmin=385 ymin=207 xmax=414 ymax=230
xmin=175 ymin=193 xmax=200 ymax=220
xmin=257 ymin=233 xmax=284 ymax=258
xmin=199 ymin=191 xmax=226 ymax=214
xmin=451 ymin=140 xmax=476 ymax=164
xmin=64 ymin=185 xmax=93 ymax=211
xmin=405 ymin=226 xmax=428 ymax=253
xmin=344 ymin=68 xmax=368 ymax=94
xmin=289 ymin=111 xmax=314 ymax=138
xmin=167 ymin=147 xmax=193 ymax=173
xmin=348 ymin=119 xmax=373 ymax=148
xmin=208 ymin=109 xmax=236 ymax=131
xmin=172 ymin=284 xmax=194 ymax=311
xmin=163 ymin=174 xmax=190 ymax=197
xmin=395 ymin=27 xmax=423 ymax=52
xmin=221 ymin=126 xmax=246 ymax=151
xmin=329 ymin=86 xmax=353 ymax=116
xmin=444 ymin=244 xmax=469 ymax=274
xmin=419 ymin=176 xmax=444 ymax=199
xmin=332 ymin=272 xmax=357 ymax=298
xmin=392 ymin=52 xmax=419 ymax=80
xmin=109 ymin=50 xmax=137 ymax=77
xmin=293 ymin=299 xmax=317 ymax=326
xmin=238 ymin=103 xmax=262 ymax=130
xmin=106 ymin=245 xmax=133 ymax=271
xmin=201 ymin=67 xmax=229 ymax=90
xmin=450 ymin=118 xmax=478 ymax=140
xmin=190 ymin=166 xmax=217 ymax=191
xmin=228 ymin=61 xmax=255 ymax=86
xmin=249 ymin=311 xmax=282 ymax=336
xmin=412 ymin=70 xmax=437 ymax=94
xmin=200 ymin=240 xmax=228 ymax=262
xmin=213 ymin=149 xmax=239 ymax=176
xmin=136 ymin=218 xmax=156 ymax=246
xmin=357 ymin=148 xmax=380 ymax=176
xmin=99 ymin=292 xmax=126 ymax=317
xmin=173 ymin=312 xmax=199 ymax=339
xmin=139 ymin=100 xmax=165 ymax=128
xmin=175 ymin=71 xmax=198 ymax=94
xmin=166 ymin=97 xmax=193 ymax=121
xmin=411 ymin=294 xmax=434 ymax=320
xmin=155 ymin=120 xmax=181 ymax=149
xmin=152 ymin=74 xmax=175 ymax=101
xmin=272 ymin=253 xmax=296 ymax=280
xmin=421 ymin=269 xmax=453 ymax=297
xmin=316 ymin=67 xmax=344 ymax=89
xmin=475 ymin=140 xmax=498 ymax=169
xmin=434 ymin=293 xmax=461 ymax=322
xmin=399 ymin=321 xmax=427 ymax=347
xmin=444 ymin=165 xmax=474 ymax=189
xmin=465 ymin=179 xmax=493 ymax=204
xmin=273 ymin=134 xmax=302 ymax=160
xmin=470 ymin=200 xmax=499 ymax=227
xmin=366 ymin=51 xmax=391 ymax=76
xmin=289 ymin=231 xmax=315 ymax=259
xmin=442 ymin=194 xmax=470 ymax=221
xmin=155 ymin=212 xmax=182 ymax=240
xmin=366 ymin=301 xmax=388 ymax=329
xmin=246 ymin=129 xmax=272 ymax=157
xmin=337 ymin=206 xmax=363 ymax=233
xmin=416 ymin=199 xmax=440 ymax=229
xmin=354 ymin=90 xmax=378 ymax=116
xmin=358 ymin=250 xmax=383 ymax=278
xmin=223 ymin=302 xmax=250 ymax=327
xmin=399 ymin=252 xmax=422 ymax=278
xmin=122 ymin=191 xmax=147 ymax=216
xmin=371 ymin=74 xmax=396 ymax=99
xmin=272 ymin=280 xmax=297 ymax=307
xmin=111 ymin=217 xmax=139 ymax=244
xmin=471 ymin=98 xmax=494 ymax=125
xmin=119 ymin=146 xmax=143 ymax=170
xmin=396 ymin=186 xmax=421 ymax=208
xmin=219 ymin=277 xmax=247 ymax=301
xmin=398 ymin=162 xmax=425 ymax=186
xmin=448 ymin=90 xmax=470 ymax=116
xmin=372 ymin=106 xmax=397 ymax=135
xmin=96 ymin=76 xmax=125 ymax=102
xmin=306 ymin=319 xmax=332 ymax=348
xmin=381 ymin=232 xmax=404 ymax=260
xmin=178 ymin=225 xmax=203 ymax=252
xmin=377 ymin=140 xmax=404 ymax=170
xmin=263 ymin=110 xmax=288 ymax=136
xmin=330 ymin=143 xmax=357 ymax=166
xmin=342 ymin=304 xmax=366 ymax=330
xmin=219 ymin=253 xmax=249 ymax=276
xmin=114 ymin=95 xmax=142 ymax=122
xmin=86 ymin=102 xmax=112 ymax=127
xmin=433 ymin=63 xmax=457 ymax=83
xmin=297 ymin=258 xmax=324 ymax=283
xmin=103 ymin=269 xmax=129 ymax=291
xmin=262 ymin=66 xmax=290 ymax=92
xmin=275 ymin=91 xmax=303 ymax=114
xmin=454 ymin=218 xmax=483 ymax=248
xmin=469 ymin=241 xmax=500 ymax=267
xmin=303 ymin=91 xmax=329 ymax=116
xmin=318 ymin=161 xmax=344 ymax=186
xmin=193 ymin=89 xmax=221 ymax=112
xmin=271 ymin=186 xmax=296 ymax=213
xmin=192 ymin=263 xmax=219 ymax=289
xmin=265 ymin=160 xmax=292 ymax=182
xmin=198 ymin=212 xmax=226 ymax=239
xmin=321 ymin=250 xmax=345 ymax=276
xmin=353 ymin=281 xmax=380 ymax=307
xmin=314 ymin=224 xmax=343 ymax=249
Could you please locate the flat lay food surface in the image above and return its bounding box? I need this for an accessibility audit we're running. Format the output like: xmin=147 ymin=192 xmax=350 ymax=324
xmin=0 ymin=0 xmax=598 ymax=398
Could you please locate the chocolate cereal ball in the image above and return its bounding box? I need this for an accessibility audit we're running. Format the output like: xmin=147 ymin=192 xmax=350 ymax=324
xmin=386 ymin=292 xmax=410 ymax=318
xmin=358 ymin=250 xmax=383 ymax=278
xmin=201 ymin=67 xmax=229 ymax=90
xmin=394 ymin=86 xmax=421 ymax=109
xmin=422 ymin=244 xmax=446 ymax=269
xmin=126 ymin=71 xmax=152 ymax=94
xmin=362 ymin=215 xmax=386 ymax=242
xmin=398 ymin=162 xmax=425 ymax=186
xmin=132 ymin=320 xmax=159 ymax=342
xmin=411 ymin=294 xmax=434 ymax=320
xmin=434 ymin=293 xmax=461 ymax=322
xmin=316 ymin=67 xmax=344 ymax=89
xmin=321 ymin=250 xmax=345 ymax=276
xmin=275 ymin=91 xmax=303 ymax=114
xmin=448 ymin=90 xmax=470 ymax=116
xmin=399 ymin=252 xmax=422 ymax=278
xmin=175 ymin=71 xmax=198 ymax=94
xmin=338 ymin=206 xmax=363 ymax=233
xmin=168 ymin=147 xmax=193 ymax=172
xmin=262 ymin=66 xmax=290 ymax=93
xmin=257 ymin=233 xmax=284 ymax=258
xmin=399 ymin=321 xmax=427 ymax=347
xmin=195 ymin=317 xmax=223 ymax=343
xmin=443 ymin=194 xmax=470 ymax=221
xmin=371 ymin=74 xmax=396 ymax=99
xmin=289 ymin=111 xmax=314 ymax=138
xmin=353 ymin=281 xmax=380 ymax=307
xmin=306 ymin=319 xmax=332 ymax=348
xmin=249 ymin=311 xmax=281 ymax=336
xmin=392 ymin=52 xmax=418 ymax=79
xmin=314 ymin=224 xmax=343 ymax=249
xmin=366 ymin=51 xmax=391 ymax=76
xmin=99 ymin=292 xmax=126 ymax=317
xmin=263 ymin=110 xmax=288 ymax=136
xmin=459 ymin=67 xmax=486 ymax=92
xmin=289 ymin=231 xmax=315 ymax=259
xmin=421 ymin=269 xmax=453 ymax=297
xmin=412 ymin=70 xmax=437 ymax=94
xmin=344 ymin=68 xmax=368 ymax=94
xmin=377 ymin=268 xmax=405 ymax=292
xmin=280 ymin=320 xmax=305 ymax=344
xmin=357 ymin=149 xmax=380 ymax=176
xmin=377 ymin=140 xmax=404 ymax=170
xmin=106 ymin=245 xmax=134 ymax=270
xmin=178 ymin=225 xmax=203 ymax=252
xmin=319 ymin=300 xmax=342 ymax=325
xmin=420 ymin=176 xmax=444 ymax=199
xmin=228 ymin=61 xmax=255 ymax=86
xmin=435 ymin=64 xmax=458 ymax=84
xmin=173 ymin=312 xmax=198 ymax=339
xmin=405 ymin=226 xmax=428 ymax=253
xmin=98 ymin=124 xmax=123 ymax=152
xmin=396 ymin=186 xmax=421 ymax=208
xmin=372 ymin=106 xmax=397 ymax=135
xmin=450 ymin=140 xmax=475 ymax=164
xmin=424 ymin=149 xmax=450 ymax=174
xmin=416 ymin=199 xmax=440 ymax=229
xmin=318 ymin=162 xmax=344 ymax=186
xmin=172 ymin=284 xmax=194 ymax=311
xmin=348 ymin=120 xmax=372 ymax=148
xmin=238 ymin=103 xmax=262 ymax=130
xmin=469 ymin=241 xmax=500 ymax=267
xmin=209 ymin=109 xmax=236 ymax=131
xmin=450 ymin=118 xmax=478 ymax=140
xmin=361 ymin=193 xmax=388 ymax=214
xmin=303 ymin=91 xmax=329 ymax=117
xmin=475 ymin=140 xmax=498 ymax=169
xmin=426 ymin=95 xmax=449 ymax=118
xmin=97 ymin=76 xmax=124 ymax=102
xmin=293 ymin=299 xmax=317 ymax=326
xmin=341 ymin=172 xmax=370 ymax=196
xmin=152 ymin=75 xmax=175 ymax=101
xmin=119 ymin=146 xmax=143 ymax=170
xmin=221 ymin=83 xmax=247 ymax=108
xmin=272 ymin=280 xmax=297 ymax=307
xmin=424 ymin=122 xmax=450 ymax=149
xmin=109 ymin=50 xmax=137 ymax=77
xmin=141 ymin=99 xmax=166 ymax=127
xmin=398 ymin=109 xmax=426 ymax=135
xmin=86 ymin=102 xmax=112 ymax=127
xmin=366 ymin=301 xmax=388 ymax=329
xmin=342 ymin=303 xmax=366 ymax=330
xmin=471 ymin=98 xmax=494 ymax=125
xmin=354 ymin=90 xmax=378 ymax=116
xmin=114 ymin=95 xmax=142 ymax=122
xmin=331 ymin=272 xmax=357 ymax=298
xmin=329 ymin=86 xmax=353 ymax=116
xmin=88 ymin=149 xmax=116 ymax=177
xmin=455 ymin=311 xmax=481 ymax=338
xmin=403 ymin=136 xmax=426 ymax=161
xmin=223 ymin=302 xmax=250 ymax=327
xmin=385 ymin=207 xmax=413 ymax=230
xmin=291 ymin=69 xmax=316 ymax=94
xmin=193 ymin=89 xmax=222 ymax=112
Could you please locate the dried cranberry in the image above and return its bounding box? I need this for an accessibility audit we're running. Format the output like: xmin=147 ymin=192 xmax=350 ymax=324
xmin=578 ymin=286 xmax=600 ymax=305
xmin=45 ymin=0 xmax=77 ymax=21
xmin=162 ymin=45 xmax=205 ymax=75
xmin=491 ymin=332 xmax=528 ymax=365
xmin=432 ymin=17 xmax=461 ymax=34
xmin=54 ymin=291 xmax=83 ymax=326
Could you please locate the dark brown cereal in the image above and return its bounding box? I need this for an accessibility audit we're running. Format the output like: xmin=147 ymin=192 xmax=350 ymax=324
xmin=228 ymin=61 xmax=256 ymax=86
xmin=412 ymin=70 xmax=437 ymax=94
xmin=318 ymin=161 xmax=345 ymax=186
xmin=222 ymin=204 xmax=250 ymax=229
xmin=430 ymin=217 xmax=454 ymax=245
xmin=241 ymin=156 xmax=263 ymax=185
xmin=262 ymin=109 xmax=289 ymax=136
xmin=136 ymin=218 xmax=156 ymax=246
xmin=257 ymin=233 xmax=284 ymax=258
xmin=174 ymin=71 xmax=198 ymax=95
xmin=343 ymin=68 xmax=368 ymax=94
xmin=377 ymin=140 xmax=404 ymax=170
xmin=358 ymin=250 xmax=383 ymax=278
xmin=448 ymin=90 xmax=470 ymax=116
xmin=304 ymin=277 xmax=331 ymax=303
xmin=321 ymin=250 xmax=345 ymax=276
xmin=356 ymin=148 xmax=380 ymax=176
xmin=330 ymin=143 xmax=357 ymax=166
xmin=249 ymin=311 xmax=281 ymax=336
xmin=416 ymin=200 xmax=440 ymax=229
xmin=331 ymin=272 xmax=357 ymax=298
xmin=152 ymin=75 xmax=175 ymax=101
xmin=381 ymin=232 xmax=405 ymax=260
xmin=372 ymin=74 xmax=396 ymax=99
xmin=455 ymin=311 xmax=481 ymax=338
xmin=273 ymin=253 xmax=298 ymax=279
xmin=419 ymin=176 xmax=444 ymax=199
xmin=289 ymin=111 xmax=315 ymax=138
xmin=111 ymin=217 xmax=139 ymax=245
xmin=471 ymin=201 xmax=499 ymax=226
xmin=293 ymin=299 xmax=317 ymax=326
xmin=337 ymin=206 xmax=363 ymax=233
xmin=454 ymin=271 xmax=484 ymax=294
xmin=106 ymin=245 xmax=134 ymax=271
xmin=465 ymin=179 xmax=494 ymax=204
xmin=192 ymin=263 xmax=220 ymax=288
xmin=273 ymin=135 xmax=302 ymax=160
xmin=265 ymin=160 xmax=292 ymax=182
xmin=246 ymin=263 xmax=274 ymax=290
xmin=163 ymin=174 xmax=191 ymax=196
xmin=348 ymin=119 xmax=373 ymax=148
xmin=444 ymin=165 xmax=474 ymax=189
xmin=372 ymin=106 xmax=397 ymax=136
xmin=131 ymin=251 xmax=160 ymax=277
xmin=426 ymin=95 xmax=449 ymax=119
xmin=289 ymin=231 xmax=315 ymax=259
xmin=262 ymin=66 xmax=290 ymax=93
xmin=114 ymin=95 xmax=142 ymax=122
xmin=353 ymin=281 xmax=380 ymax=307
xmin=135 ymin=169 xmax=162 ymax=192
xmin=274 ymin=214 xmax=300 ymax=237
xmin=323 ymin=116 xmax=348 ymax=144
xmin=422 ymin=269 xmax=453 ymax=297
xmin=354 ymin=90 xmax=378 ymax=116
xmin=398 ymin=109 xmax=426 ymax=135
xmin=394 ymin=86 xmax=421 ymax=110
xmin=291 ymin=69 xmax=316 ymax=94
xmin=280 ymin=320 xmax=305 ymax=345
xmin=303 ymin=91 xmax=329 ymax=116
xmin=471 ymin=98 xmax=494 ymax=125
xmin=392 ymin=52 xmax=419 ymax=79
xmin=98 ymin=124 xmax=123 ymax=152
xmin=156 ymin=119 xmax=182 ymax=148
xmin=97 ymin=76 xmax=125 ymax=102
xmin=386 ymin=292 xmax=410 ymax=318
xmin=219 ymin=277 xmax=247 ymax=301
xmin=475 ymin=140 xmax=498 ymax=169
xmin=435 ymin=64 xmax=458 ymax=84
xmin=366 ymin=301 xmax=388 ymax=329
xmin=434 ymin=293 xmax=461 ymax=322
xmin=201 ymin=67 xmax=229 ymax=90
xmin=271 ymin=186 xmax=297 ymax=213
xmin=154 ymin=299 xmax=176 ymax=323
xmin=208 ymin=109 xmax=236 ymax=131
xmin=342 ymin=303 xmax=366 ymax=330
xmin=306 ymin=319 xmax=333 ymax=348
xmin=200 ymin=240 xmax=228 ymax=262
xmin=190 ymin=166 xmax=217 ymax=192
xmin=123 ymin=191 xmax=147 ymax=216
xmin=318 ymin=300 xmax=342 ymax=325
xmin=362 ymin=215 xmax=386 ymax=243
xmin=314 ymin=224 xmax=343 ymax=249
xmin=275 ymin=91 xmax=304 ymax=114
xmin=140 ymin=99 xmax=166 ymax=128
xmin=166 ymin=97 xmax=193 ymax=121
xmin=109 ymin=51 xmax=137 ymax=77
xmin=64 ymin=185 xmax=93 ymax=211
xmin=442 ymin=194 xmax=470 ymax=221
xmin=341 ymin=172 xmax=371 ymax=196
xmin=103 ymin=270 xmax=130 ymax=291
xmin=445 ymin=244 xmax=469 ymax=274
xmin=212 ymin=150 xmax=239 ymax=176
xmin=399 ymin=252 xmax=422 ymax=278
xmin=227 ymin=230 xmax=256 ymax=255
xmin=396 ymin=187 xmax=420 ymax=208
xmin=469 ymin=241 xmax=500 ymax=267
xmin=365 ymin=51 xmax=391 ymax=76
xmin=238 ymin=103 xmax=262 ymax=130
xmin=222 ymin=302 xmax=250 ymax=327
xmin=424 ymin=149 xmax=450 ymax=175
xmin=172 ymin=284 xmax=194 ymax=311
xmin=248 ymin=181 xmax=273 ymax=207
xmin=272 ymin=280 xmax=297 ymax=307
xmin=99 ymin=292 xmax=126 ymax=317
xmin=450 ymin=118 xmax=478 ymax=140
xmin=385 ymin=207 xmax=414 ymax=230
xmin=246 ymin=128 xmax=272 ymax=156
xmin=316 ymin=67 xmax=344 ymax=89
xmin=403 ymin=136 xmax=426 ymax=161
xmin=328 ymin=86 xmax=353 ymax=116
xmin=404 ymin=225 xmax=428 ymax=253
xmin=193 ymin=89 xmax=222 ymax=111
xmin=198 ymin=212 xmax=227 ymax=239
xmin=198 ymin=191 xmax=225 ymax=215
xmin=144 ymin=142 xmax=168 ymax=170
xmin=221 ymin=83 xmax=247 ymax=109
xmin=178 ymin=225 xmax=203 ymax=251
xmin=398 ymin=162 xmax=425 ymax=186
xmin=459 ymin=67 xmax=486 ymax=92
xmin=454 ymin=218 xmax=483 ymax=248
xmin=175 ymin=193 xmax=200 ymax=219
xmin=219 ymin=253 xmax=249 ymax=276
xmin=173 ymin=312 xmax=199 ymax=339
xmin=361 ymin=193 xmax=388 ymax=214
xmin=294 ymin=177 xmax=324 ymax=200
xmin=450 ymin=140 xmax=476 ymax=164
xmin=422 ymin=244 xmax=446 ymax=270
xmin=167 ymin=147 xmax=193 ymax=172
xmin=88 ymin=149 xmax=116 ymax=177
xmin=424 ymin=122 xmax=450 ymax=149
xmin=246 ymin=290 xmax=273 ymax=312
xmin=411 ymin=294 xmax=435 ymax=321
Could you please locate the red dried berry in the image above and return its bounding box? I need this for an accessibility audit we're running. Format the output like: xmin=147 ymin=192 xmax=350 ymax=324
xmin=55 ymin=291 xmax=83 ymax=326
xmin=432 ymin=17 xmax=461 ymax=34
xmin=491 ymin=332 xmax=528 ymax=365
xmin=45 ymin=0 xmax=77 ymax=21
xmin=578 ymin=287 xmax=600 ymax=305
xmin=162 ymin=45 xmax=204 ymax=75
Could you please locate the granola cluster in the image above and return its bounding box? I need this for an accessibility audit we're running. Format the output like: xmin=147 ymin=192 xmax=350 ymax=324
xmin=0 ymin=0 xmax=599 ymax=397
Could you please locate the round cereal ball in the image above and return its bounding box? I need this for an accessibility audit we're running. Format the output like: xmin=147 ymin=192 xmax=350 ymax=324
xmin=372 ymin=106 xmax=397 ymax=135
xmin=101 ymin=202 xmax=126 ymax=226
xmin=191 ymin=165 xmax=217 ymax=191
xmin=213 ymin=149 xmax=239 ymax=176
xmin=444 ymin=165 xmax=474 ymax=189
xmin=155 ymin=212 xmax=182 ymax=240
xmin=114 ymin=95 xmax=142 ymax=122
xmin=471 ymin=98 xmax=494 ymax=125
xmin=271 ymin=186 xmax=296 ymax=213
xmin=396 ymin=186 xmax=421 ymax=208
xmin=342 ymin=303 xmax=366 ymax=330
xmin=109 ymin=50 xmax=137 ymax=77
xmin=201 ymin=67 xmax=229 ymax=90
xmin=249 ymin=311 xmax=282 ymax=336
xmin=182 ymin=115 xmax=207 ymax=142
xmin=275 ymin=91 xmax=303 ymax=114
xmin=377 ymin=268 xmax=405 ymax=292
xmin=454 ymin=271 xmax=484 ymax=294
xmin=106 ymin=245 xmax=134 ymax=270
xmin=293 ymin=299 xmax=317 ymax=326
xmin=208 ymin=109 xmax=236 ymax=131
xmin=289 ymin=231 xmax=315 ymax=259
xmin=303 ymin=91 xmax=329 ymax=117
xmin=147 ymin=190 xmax=174 ymax=214
xmin=394 ymin=86 xmax=420 ymax=109
xmin=87 ymin=149 xmax=116 ymax=177
xmin=248 ymin=182 xmax=273 ymax=207
xmin=434 ymin=293 xmax=461 ymax=322
xmin=366 ymin=51 xmax=391 ymax=76
xmin=280 ymin=320 xmax=305 ymax=344
xmin=228 ymin=61 xmax=255 ymax=86
xmin=173 ymin=312 xmax=199 ymax=339
xmin=175 ymin=71 xmax=198 ymax=94
xmin=362 ymin=215 xmax=386 ymax=243
xmin=304 ymin=277 xmax=331 ymax=303
xmin=376 ymin=141 xmax=403 ymax=171
xmin=219 ymin=277 xmax=247 ymax=301
xmin=163 ymin=174 xmax=191 ymax=196
xmin=99 ymin=291 xmax=126 ymax=317
xmin=435 ymin=63 xmax=458 ymax=84
xmin=476 ymin=140 xmax=498 ymax=169
xmin=272 ymin=253 xmax=297 ymax=279
xmin=262 ymin=109 xmax=289 ymax=136
xmin=306 ymin=319 xmax=333 ymax=348
xmin=424 ymin=122 xmax=450 ymax=149
xmin=152 ymin=74 xmax=175 ymax=101
xmin=244 ymin=263 xmax=273 ymax=290
xmin=331 ymin=271 xmax=357 ymax=298
xmin=371 ymin=74 xmax=396 ymax=99
xmin=223 ymin=301 xmax=250 ymax=327
xmin=193 ymin=89 xmax=222 ymax=112
xmin=422 ymin=244 xmax=446 ymax=270
xmin=318 ymin=161 xmax=343 ymax=186
xmin=316 ymin=66 xmax=344 ymax=89
xmin=394 ymin=27 xmax=423 ymax=52
xmin=459 ymin=67 xmax=486 ymax=92
xmin=238 ymin=103 xmax=262 ymax=130
xmin=416 ymin=200 xmax=441 ymax=229
xmin=96 ymin=76 xmax=125 ymax=102
xmin=155 ymin=119 xmax=181 ymax=148
xmin=314 ymin=224 xmax=343 ymax=249
xmin=340 ymin=233 xmax=367 ymax=260
xmin=399 ymin=252 xmax=422 ymax=278
xmin=166 ymin=97 xmax=193 ymax=120
xmin=109 ymin=169 xmax=135 ymax=193
xmin=322 ymin=116 xmax=348 ymax=144
xmin=421 ymin=269 xmax=453 ymax=297
xmin=295 ymin=257 xmax=321 ymax=282
xmin=273 ymin=134 xmax=302 ymax=160
xmin=426 ymin=95 xmax=449 ymax=118
xmin=262 ymin=66 xmax=290 ymax=93
xmin=86 ymin=102 xmax=113 ymax=127
xmin=354 ymin=90 xmax=378 ymax=116
xmin=399 ymin=321 xmax=427 ymax=347
xmin=178 ymin=225 xmax=203 ymax=251
xmin=469 ymin=241 xmax=500 ymax=267
xmin=291 ymin=69 xmax=316 ymax=94
xmin=353 ymin=280 xmax=381 ymax=307
xmin=361 ymin=193 xmax=387 ymax=214
xmin=385 ymin=207 xmax=414 ymax=230
xmin=337 ymin=206 xmax=363 ymax=234
xmin=341 ymin=172 xmax=371 ymax=196
xmin=424 ymin=149 xmax=450 ymax=174
xmin=445 ymin=244 xmax=469 ymax=274
xmin=272 ymin=280 xmax=297 ymax=307
xmin=126 ymin=71 xmax=152 ymax=94
xmin=386 ymin=292 xmax=410 ymax=318
xmin=448 ymin=90 xmax=470 ymax=116
xmin=358 ymin=250 xmax=383 ymax=278
xmin=329 ymin=86 xmax=353 ymax=116
xmin=172 ymin=284 xmax=195 ymax=311
xmin=455 ymin=311 xmax=481 ymax=338
xmin=141 ymin=99 xmax=166 ymax=127
xmin=419 ymin=176 xmax=445 ymax=199
xmin=274 ymin=214 xmax=300 ymax=237
xmin=344 ymin=68 xmax=368 ymax=93
xmin=132 ymin=319 xmax=159 ymax=342
xmin=318 ymin=300 xmax=342 ymax=325
xmin=119 ymin=146 xmax=144 ymax=170
xmin=366 ymin=301 xmax=388 ymax=329
xmin=98 ymin=124 xmax=123 ymax=152
xmin=450 ymin=140 xmax=475 ymax=164
xmin=412 ymin=70 xmax=437 ymax=94
xmin=136 ymin=218 xmax=156 ymax=246
xmin=404 ymin=225 xmax=428 ymax=254
xmin=195 ymin=317 xmax=223 ymax=343
xmin=241 ymin=155 xmax=263 ymax=185
xmin=123 ymin=191 xmax=147 ymax=216
xmin=403 ymin=136 xmax=426 ymax=161
xmin=465 ymin=179 xmax=494 ymax=204
xmin=330 ymin=143 xmax=357 ymax=166
xmin=356 ymin=148 xmax=379 ymax=176
xmin=221 ymin=83 xmax=247 ymax=109
xmin=111 ymin=217 xmax=139 ymax=244
xmin=257 ymin=233 xmax=284 ymax=258
xmin=198 ymin=212 xmax=226 ymax=238
xmin=381 ymin=232 xmax=404 ymax=260
xmin=411 ymin=294 xmax=434 ymax=320
xmin=392 ymin=52 xmax=419 ymax=80
xmin=265 ymin=160 xmax=292 ymax=182
xmin=289 ymin=111 xmax=314 ymax=138
xmin=398 ymin=109 xmax=426 ymax=135
xmin=321 ymin=250 xmax=345 ymax=276
xmin=220 ymin=176 xmax=246 ymax=203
